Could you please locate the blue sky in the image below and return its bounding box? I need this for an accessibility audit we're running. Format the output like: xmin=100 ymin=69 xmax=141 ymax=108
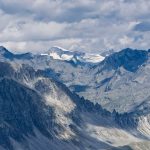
xmin=0 ymin=0 xmax=150 ymax=53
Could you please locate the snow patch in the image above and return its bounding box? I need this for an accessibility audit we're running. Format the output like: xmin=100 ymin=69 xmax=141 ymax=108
xmin=83 ymin=54 xmax=105 ymax=63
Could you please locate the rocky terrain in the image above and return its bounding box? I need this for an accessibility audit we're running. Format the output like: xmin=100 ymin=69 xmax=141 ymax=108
xmin=0 ymin=46 xmax=150 ymax=150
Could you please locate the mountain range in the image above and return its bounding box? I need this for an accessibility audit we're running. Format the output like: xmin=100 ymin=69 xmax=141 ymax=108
xmin=0 ymin=46 xmax=150 ymax=150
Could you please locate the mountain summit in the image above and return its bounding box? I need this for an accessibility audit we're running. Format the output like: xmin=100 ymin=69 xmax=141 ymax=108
xmin=102 ymin=48 xmax=148 ymax=72
xmin=41 ymin=46 xmax=105 ymax=63
xmin=0 ymin=46 xmax=33 ymax=60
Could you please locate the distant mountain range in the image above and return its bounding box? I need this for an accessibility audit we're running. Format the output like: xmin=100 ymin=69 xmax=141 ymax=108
xmin=0 ymin=46 xmax=150 ymax=150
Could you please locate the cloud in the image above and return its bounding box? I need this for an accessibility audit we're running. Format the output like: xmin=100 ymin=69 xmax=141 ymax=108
xmin=134 ymin=21 xmax=150 ymax=32
xmin=0 ymin=0 xmax=150 ymax=53
xmin=0 ymin=20 xmax=68 ymax=42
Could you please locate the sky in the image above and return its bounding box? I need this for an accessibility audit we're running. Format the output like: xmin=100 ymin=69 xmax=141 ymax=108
xmin=0 ymin=0 xmax=150 ymax=53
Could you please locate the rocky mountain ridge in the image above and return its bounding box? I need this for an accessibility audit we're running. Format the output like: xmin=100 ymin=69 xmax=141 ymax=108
xmin=0 ymin=46 xmax=150 ymax=149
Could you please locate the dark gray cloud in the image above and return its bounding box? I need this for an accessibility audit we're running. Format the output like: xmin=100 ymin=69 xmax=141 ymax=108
xmin=134 ymin=22 xmax=150 ymax=32
xmin=0 ymin=0 xmax=150 ymax=53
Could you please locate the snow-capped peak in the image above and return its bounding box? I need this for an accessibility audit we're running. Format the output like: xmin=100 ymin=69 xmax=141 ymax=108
xmin=51 ymin=46 xmax=69 ymax=52
xmin=82 ymin=53 xmax=105 ymax=63
xmin=41 ymin=46 xmax=105 ymax=63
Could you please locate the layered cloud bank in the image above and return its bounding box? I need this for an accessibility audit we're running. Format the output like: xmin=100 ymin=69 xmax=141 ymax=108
xmin=0 ymin=0 xmax=150 ymax=53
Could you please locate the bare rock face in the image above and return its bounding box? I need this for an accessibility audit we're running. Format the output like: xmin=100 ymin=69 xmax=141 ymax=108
xmin=0 ymin=78 xmax=54 ymax=150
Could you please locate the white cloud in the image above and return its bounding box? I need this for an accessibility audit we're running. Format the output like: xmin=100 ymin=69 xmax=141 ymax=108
xmin=119 ymin=36 xmax=134 ymax=45
xmin=0 ymin=0 xmax=150 ymax=53
xmin=0 ymin=21 xmax=68 ymax=42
